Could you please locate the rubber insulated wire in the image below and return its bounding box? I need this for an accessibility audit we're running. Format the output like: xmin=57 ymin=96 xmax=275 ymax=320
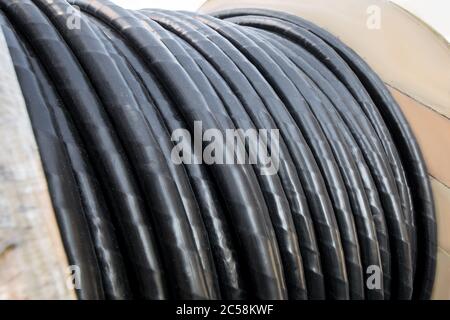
xmin=166 ymin=10 xmax=350 ymax=300
xmin=71 ymin=0 xmax=287 ymax=300
xmin=132 ymin=8 xmax=302 ymax=299
xmin=215 ymin=12 xmax=415 ymax=299
xmin=85 ymin=18 xmax=224 ymax=300
xmin=240 ymin=26 xmax=384 ymax=300
xmin=189 ymin=13 xmax=365 ymax=299
xmin=85 ymin=14 xmax=247 ymax=300
xmin=252 ymin=28 xmax=391 ymax=299
xmin=139 ymin=11 xmax=323 ymax=298
xmin=91 ymin=8 xmax=316 ymax=299
xmin=140 ymin=9 xmax=325 ymax=300
xmin=214 ymin=11 xmax=416 ymax=263
xmin=2 ymin=0 xmax=436 ymax=300
xmin=214 ymin=9 xmax=434 ymax=299
xmin=32 ymin=0 xmax=220 ymax=300
xmin=233 ymin=10 xmax=436 ymax=299
xmin=132 ymin=9 xmax=309 ymax=300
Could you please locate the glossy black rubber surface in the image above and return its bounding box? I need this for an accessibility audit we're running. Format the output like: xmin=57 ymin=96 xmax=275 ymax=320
xmin=0 ymin=0 xmax=436 ymax=300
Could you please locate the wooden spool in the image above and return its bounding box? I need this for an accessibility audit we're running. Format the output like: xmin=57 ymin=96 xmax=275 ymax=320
xmin=0 ymin=0 xmax=448 ymax=299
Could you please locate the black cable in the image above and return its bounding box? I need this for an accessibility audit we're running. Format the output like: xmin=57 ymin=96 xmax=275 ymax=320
xmin=23 ymin=25 xmax=132 ymax=299
xmin=0 ymin=0 xmax=436 ymax=300
xmin=250 ymin=28 xmax=392 ymax=299
xmin=86 ymin=14 xmax=247 ymax=299
xmin=0 ymin=11 xmax=105 ymax=299
xmin=33 ymin=0 xmax=221 ymax=300
xmin=240 ymin=26 xmax=384 ymax=300
xmin=213 ymin=9 xmax=435 ymax=299
xmin=217 ymin=13 xmax=413 ymax=299
xmin=191 ymin=12 xmax=364 ymax=299
xmin=0 ymin=0 xmax=168 ymax=299
xmin=236 ymin=10 xmax=435 ymax=299
xmin=136 ymin=9 xmax=310 ymax=300
xmin=140 ymin=9 xmax=325 ymax=300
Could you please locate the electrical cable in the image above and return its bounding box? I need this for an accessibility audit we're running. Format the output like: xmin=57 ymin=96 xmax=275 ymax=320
xmin=0 ymin=0 xmax=436 ymax=300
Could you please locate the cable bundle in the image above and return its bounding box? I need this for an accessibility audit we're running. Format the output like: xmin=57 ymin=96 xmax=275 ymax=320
xmin=0 ymin=0 xmax=436 ymax=300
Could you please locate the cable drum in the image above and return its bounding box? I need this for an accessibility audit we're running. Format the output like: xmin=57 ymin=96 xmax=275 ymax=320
xmin=0 ymin=0 xmax=436 ymax=300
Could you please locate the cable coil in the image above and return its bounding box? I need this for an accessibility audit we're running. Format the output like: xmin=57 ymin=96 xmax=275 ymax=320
xmin=0 ymin=0 xmax=436 ymax=300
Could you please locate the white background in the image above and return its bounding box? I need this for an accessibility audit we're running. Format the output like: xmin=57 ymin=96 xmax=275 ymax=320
xmin=391 ymin=0 xmax=449 ymax=42
xmin=111 ymin=0 xmax=205 ymax=11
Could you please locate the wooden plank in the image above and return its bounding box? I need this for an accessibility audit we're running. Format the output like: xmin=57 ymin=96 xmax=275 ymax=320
xmin=433 ymin=248 xmax=450 ymax=299
xmin=391 ymin=87 xmax=450 ymax=188
xmin=0 ymin=28 xmax=74 ymax=300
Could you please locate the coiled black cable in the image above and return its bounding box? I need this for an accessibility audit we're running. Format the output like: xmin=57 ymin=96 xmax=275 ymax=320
xmin=0 ymin=0 xmax=436 ymax=300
